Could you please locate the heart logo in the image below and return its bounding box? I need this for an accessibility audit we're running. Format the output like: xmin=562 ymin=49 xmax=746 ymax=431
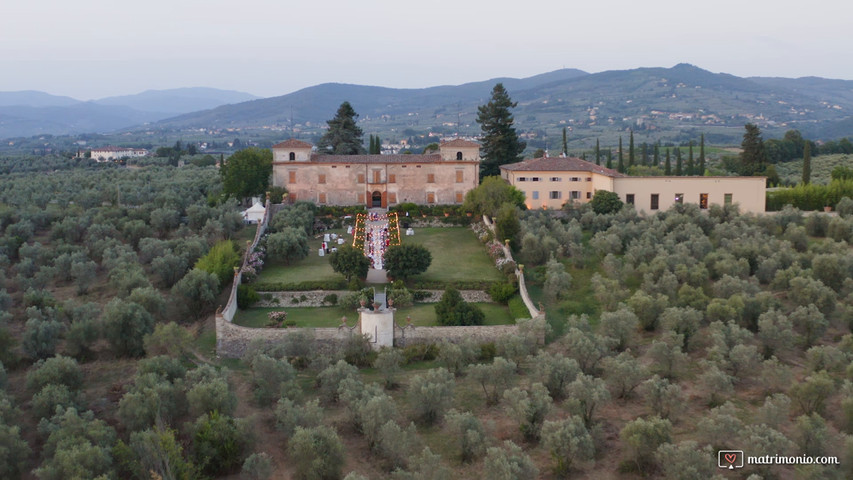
xmin=724 ymin=453 xmax=737 ymax=464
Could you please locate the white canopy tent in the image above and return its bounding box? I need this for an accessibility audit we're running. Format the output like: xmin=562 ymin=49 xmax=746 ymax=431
xmin=241 ymin=201 xmax=266 ymax=224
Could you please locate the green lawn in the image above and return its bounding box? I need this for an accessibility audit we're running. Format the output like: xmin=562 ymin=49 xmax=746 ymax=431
xmin=402 ymin=227 xmax=503 ymax=284
xmin=256 ymin=228 xmax=347 ymax=284
xmin=232 ymin=302 xmax=515 ymax=328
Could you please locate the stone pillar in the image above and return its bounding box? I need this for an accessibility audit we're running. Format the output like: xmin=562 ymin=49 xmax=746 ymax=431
xmin=359 ymin=307 xmax=395 ymax=350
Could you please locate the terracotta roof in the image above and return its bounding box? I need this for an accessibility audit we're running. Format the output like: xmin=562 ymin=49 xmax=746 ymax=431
xmin=309 ymin=154 xmax=444 ymax=164
xmin=501 ymin=156 xmax=626 ymax=177
xmin=440 ymin=138 xmax=480 ymax=148
xmin=272 ymin=139 xmax=313 ymax=149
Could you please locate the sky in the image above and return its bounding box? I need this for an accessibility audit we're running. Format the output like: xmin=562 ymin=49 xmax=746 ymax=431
xmin=2 ymin=0 xmax=852 ymax=100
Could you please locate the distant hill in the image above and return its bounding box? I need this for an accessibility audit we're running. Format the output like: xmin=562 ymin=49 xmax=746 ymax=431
xmin=0 ymin=87 xmax=261 ymax=138
xmin=152 ymin=64 xmax=853 ymax=145
xmin=94 ymin=87 xmax=259 ymax=114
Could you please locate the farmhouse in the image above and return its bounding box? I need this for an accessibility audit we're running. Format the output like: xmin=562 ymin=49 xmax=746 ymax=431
xmin=89 ymin=146 xmax=148 ymax=162
xmin=271 ymin=138 xmax=480 ymax=208
xmin=500 ymin=156 xmax=766 ymax=214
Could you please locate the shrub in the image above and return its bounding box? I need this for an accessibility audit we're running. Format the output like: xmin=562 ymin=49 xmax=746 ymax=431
xmin=237 ymin=284 xmax=260 ymax=309
xmin=488 ymin=282 xmax=517 ymax=304
xmin=191 ymin=411 xmax=253 ymax=477
xmin=26 ymin=355 xmax=83 ymax=392
xmin=434 ymin=287 xmax=484 ymax=326
xmin=384 ymin=244 xmax=432 ymax=280
xmin=323 ymin=293 xmax=338 ymax=305
xmin=590 ymin=190 xmax=623 ymax=214
xmin=289 ymin=426 xmax=344 ymax=480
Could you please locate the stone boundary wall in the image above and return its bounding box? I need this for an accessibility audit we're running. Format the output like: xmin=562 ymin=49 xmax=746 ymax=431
xmin=252 ymin=289 xmax=492 ymax=308
xmin=394 ymin=324 xmax=520 ymax=347
xmin=482 ymin=215 xmax=542 ymax=319
xmin=216 ymin=315 xmax=359 ymax=358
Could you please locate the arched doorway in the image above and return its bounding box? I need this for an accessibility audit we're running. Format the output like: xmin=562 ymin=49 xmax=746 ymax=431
xmin=371 ymin=191 xmax=382 ymax=208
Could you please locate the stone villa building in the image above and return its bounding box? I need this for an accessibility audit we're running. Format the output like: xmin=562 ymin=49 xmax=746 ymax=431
xmin=501 ymin=156 xmax=767 ymax=214
xmin=271 ymin=138 xmax=480 ymax=208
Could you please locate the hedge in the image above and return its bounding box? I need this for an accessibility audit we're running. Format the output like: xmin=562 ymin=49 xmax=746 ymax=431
xmin=251 ymin=279 xmax=347 ymax=291
xmin=766 ymin=180 xmax=853 ymax=211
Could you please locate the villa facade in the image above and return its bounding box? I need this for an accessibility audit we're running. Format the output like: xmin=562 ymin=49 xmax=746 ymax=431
xmin=271 ymin=138 xmax=481 ymax=208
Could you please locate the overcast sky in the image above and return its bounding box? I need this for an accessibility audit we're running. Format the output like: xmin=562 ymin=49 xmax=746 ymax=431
xmin=3 ymin=0 xmax=851 ymax=100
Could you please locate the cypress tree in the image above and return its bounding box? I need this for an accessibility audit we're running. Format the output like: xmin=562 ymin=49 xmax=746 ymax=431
xmin=654 ymin=142 xmax=660 ymax=167
xmin=687 ymin=141 xmax=695 ymax=175
xmin=802 ymin=140 xmax=811 ymax=185
xmin=665 ymin=148 xmax=672 ymax=175
xmin=618 ymin=137 xmax=625 ymax=173
xmin=317 ymin=101 xmax=367 ymax=155
xmin=562 ymin=127 xmax=568 ymax=156
xmin=375 ymin=136 xmax=382 ymax=154
xmin=606 ymin=149 xmax=613 ymax=169
xmin=595 ymin=139 xmax=601 ymax=165
xmin=740 ymin=123 xmax=767 ymax=176
xmin=628 ymin=130 xmax=635 ymax=167
xmin=698 ymin=134 xmax=706 ymax=175
xmin=641 ymin=143 xmax=649 ymax=166
xmin=675 ymin=147 xmax=683 ymax=176
xmin=476 ymin=83 xmax=526 ymax=177
xmin=581 ymin=152 xmax=587 ymax=161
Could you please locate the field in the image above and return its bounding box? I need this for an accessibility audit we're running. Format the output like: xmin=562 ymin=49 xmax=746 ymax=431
xmin=775 ymin=153 xmax=851 ymax=185
xmin=401 ymin=227 xmax=504 ymax=284
xmin=255 ymin=228 xmax=347 ymax=285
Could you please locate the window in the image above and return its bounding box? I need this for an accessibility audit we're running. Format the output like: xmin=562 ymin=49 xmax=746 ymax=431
xmin=586 ymin=177 xmax=592 ymax=182
xmin=456 ymin=170 xmax=464 ymax=183
xmin=626 ymin=194 xmax=635 ymax=205
xmin=586 ymin=192 xmax=591 ymax=199
xmin=675 ymin=193 xmax=683 ymax=204
xmin=650 ymin=194 xmax=659 ymax=210
xmin=427 ymin=192 xmax=435 ymax=203
xmin=357 ymin=173 xmax=365 ymax=184
xmin=456 ymin=151 xmax=463 ymax=160
xmin=532 ymin=191 xmax=539 ymax=200
xmin=724 ymin=193 xmax=733 ymax=205
xmin=518 ymin=177 xmax=527 ymax=182
xmin=570 ymin=191 xmax=581 ymax=200
xmin=318 ymin=174 xmax=326 ymax=184
xmin=550 ymin=177 xmax=562 ymax=182
xmin=373 ymin=170 xmax=381 ymax=183
xmin=318 ymin=193 xmax=326 ymax=204
xmin=288 ymin=152 xmax=295 ymax=161
xmin=288 ymin=171 xmax=296 ymax=184
xmin=389 ymin=174 xmax=396 ymax=183
xmin=699 ymin=193 xmax=709 ymax=209
xmin=427 ymin=173 xmax=435 ymax=183
xmin=570 ymin=177 xmax=581 ymax=182
xmin=388 ymin=192 xmax=397 ymax=204
xmin=358 ymin=193 xmax=365 ymax=203
xmin=455 ymin=192 xmax=463 ymax=203
xmin=531 ymin=177 xmax=541 ymax=182
xmin=549 ymin=191 xmax=562 ymax=199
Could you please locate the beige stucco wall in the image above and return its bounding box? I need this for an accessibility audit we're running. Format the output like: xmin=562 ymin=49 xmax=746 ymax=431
xmin=273 ymin=146 xmax=311 ymax=163
xmin=272 ymin=161 xmax=479 ymax=206
xmin=612 ymin=176 xmax=766 ymax=214
xmin=505 ymin=170 xmax=613 ymax=210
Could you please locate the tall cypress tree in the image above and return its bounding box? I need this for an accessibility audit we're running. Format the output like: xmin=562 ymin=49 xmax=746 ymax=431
xmin=641 ymin=143 xmax=649 ymax=166
xmin=618 ymin=137 xmax=625 ymax=173
xmin=606 ymin=149 xmax=613 ymax=169
xmin=699 ymin=134 xmax=706 ymax=175
xmin=654 ymin=142 xmax=660 ymax=167
xmin=675 ymin=147 xmax=683 ymax=176
xmin=317 ymin=101 xmax=366 ymax=155
xmin=687 ymin=141 xmax=695 ymax=175
xmin=476 ymin=83 xmax=525 ymax=177
xmin=740 ymin=123 xmax=767 ymax=176
xmin=628 ymin=130 xmax=635 ymax=167
xmin=562 ymin=127 xmax=568 ymax=156
xmin=802 ymin=140 xmax=811 ymax=185
xmin=665 ymin=148 xmax=672 ymax=175
xmin=595 ymin=139 xmax=601 ymax=165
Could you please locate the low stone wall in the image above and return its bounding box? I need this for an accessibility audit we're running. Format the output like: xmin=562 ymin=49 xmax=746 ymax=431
xmin=216 ymin=315 xmax=359 ymax=358
xmin=252 ymin=289 xmax=493 ymax=308
xmin=394 ymin=324 xmax=520 ymax=347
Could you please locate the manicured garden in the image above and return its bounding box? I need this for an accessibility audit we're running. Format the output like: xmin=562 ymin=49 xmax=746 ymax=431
xmin=401 ymin=227 xmax=504 ymax=286
xmin=254 ymin=228 xmax=347 ymax=286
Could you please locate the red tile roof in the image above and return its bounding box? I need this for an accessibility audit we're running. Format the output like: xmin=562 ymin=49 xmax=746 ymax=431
xmin=272 ymin=139 xmax=313 ymax=149
xmin=501 ymin=156 xmax=626 ymax=177
xmin=440 ymin=138 xmax=480 ymax=148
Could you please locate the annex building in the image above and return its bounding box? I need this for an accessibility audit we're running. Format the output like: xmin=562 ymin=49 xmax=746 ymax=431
xmin=89 ymin=146 xmax=148 ymax=162
xmin=500 ymin=156 xmax=766 ymax=214
xmin=271 ymin=138 xmax=480 ymax=208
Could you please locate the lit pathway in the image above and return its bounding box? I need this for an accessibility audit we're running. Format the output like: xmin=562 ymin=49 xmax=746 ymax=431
xmin=364 ymin=208 xmax=389 ymax=284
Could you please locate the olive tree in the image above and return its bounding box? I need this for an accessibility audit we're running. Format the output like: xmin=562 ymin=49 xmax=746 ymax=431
xmin=503 ymin=383 xmax=552 ymax=442
xmin=408 ymin=368 xmax=454 ymax=425
xmin=541 ymin=417 xmax=595 ymax=475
